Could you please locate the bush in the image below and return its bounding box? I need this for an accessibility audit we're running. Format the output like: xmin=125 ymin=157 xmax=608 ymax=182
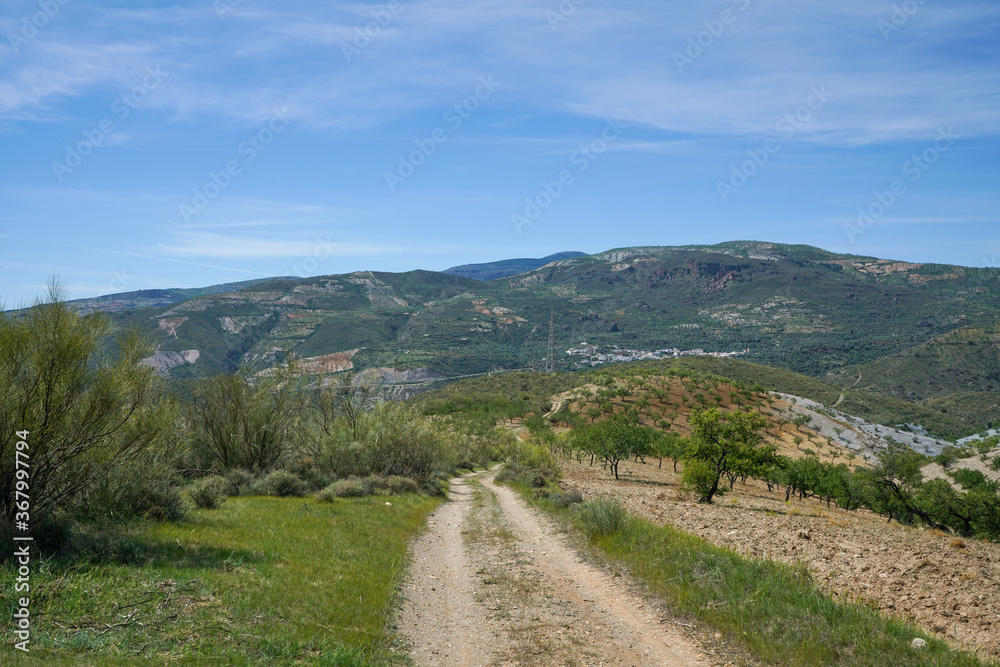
xmin=189 ymin=363 xmax=306 ymax=472
xmin=0 ymin=285 xmax=172 ymax=533
xmin=576 ymin=497 xmax=629 ymax=537
xmin=550 ymin=489 xmax=584 ymax=508
xmin=82 ymin=453 xmax=187 ymax=523
xmin=318 ymin=402 xmax=461 ymax=479
xmin=254 ymin=470 xmax=308 ymax=497
xmin=370 ymin=475 xmax=419 ymax=495
xmin=187 ymin=476 xmax=228 ymax=509
xmin=287 ymin=459 xmax=332 ymax=492
xmin=223 ymin=468 xmax=257 ymax=497
xmin=496 ymin=438 xmax=561 ymax=487
xmin=420 ymin=478 xmax=449 ymax=497
xmin=319 ymin=478 xmax=374 ymax=500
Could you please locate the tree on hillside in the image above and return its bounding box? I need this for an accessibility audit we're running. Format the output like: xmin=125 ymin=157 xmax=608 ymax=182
xmin=866 ymin=444 xmax=949 ymax=531
xmin=682 ymin=408 xmax=773 ymax=503
xmin=652 ymin=431 xmax=685 ymax=471
xmin=0 ymin=285 xmax=168 ymax=530
xmin=575 ymin=414 xmax=655 ymax=480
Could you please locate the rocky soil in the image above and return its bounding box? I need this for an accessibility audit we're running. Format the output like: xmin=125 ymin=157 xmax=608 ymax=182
xmin=561 ymin=457 xmax=1000 ymax=662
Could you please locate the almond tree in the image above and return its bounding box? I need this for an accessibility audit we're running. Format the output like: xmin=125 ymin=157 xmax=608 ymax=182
xmin=682 ymin=408 xmax=773 ymax=503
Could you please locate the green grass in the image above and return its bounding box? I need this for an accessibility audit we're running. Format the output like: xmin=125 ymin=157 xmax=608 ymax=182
xmin=2 ymin=494 xmax=440 ymax=666
xmin=514 ymin=484 xmax=995 ymax=667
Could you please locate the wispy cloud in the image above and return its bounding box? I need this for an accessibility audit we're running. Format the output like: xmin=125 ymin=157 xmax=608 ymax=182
xmin=4 ymin=1 xmax=997 ymax=142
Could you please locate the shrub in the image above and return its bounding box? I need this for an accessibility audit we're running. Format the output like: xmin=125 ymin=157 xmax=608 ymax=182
xmin=189 ymin=363 xmax=306 ymax=472
xmin=576 ymin=497 xmax=629 ymax=537
xmin=223 ymin=468 xmax=257 ymax=497
xmin=319 ymin=478 xmax=374 ymax=500
xmin=82 ymin=452 xmax=187 ymax=523
xmin=254 ymin=470 xmax=308 ymax=497
xmin=496 ymin=438 xmax=561 ymax=487
xmin=188 ymin=476 xmax=228 ymax=509
xmin=550 ymin=489 xmax=584 ymax=508
xmin=0 ymin=285 xmax=172 ymax=534
xmin=316 ymin=403 xmax=514 ymax=480
xmin=419 ymin=478 xmax=449 ymax=497
xmin=370 ymin=475 xmax=419 ymax=495
xmin=287 ymin=458 xmax=332 ymax=492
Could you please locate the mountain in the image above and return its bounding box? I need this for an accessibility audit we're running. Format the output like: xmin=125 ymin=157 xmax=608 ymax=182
xmin=443 ymin=251 xmax=587 ymax=281
xmin=59 ymin=278 xmax=285 ymax=315
xmin=93 ymin=241 xmax=1000 ymax=435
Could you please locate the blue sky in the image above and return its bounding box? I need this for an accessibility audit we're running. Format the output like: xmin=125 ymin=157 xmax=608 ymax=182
xmin=1 ymin=0 xmax=998 ymax=306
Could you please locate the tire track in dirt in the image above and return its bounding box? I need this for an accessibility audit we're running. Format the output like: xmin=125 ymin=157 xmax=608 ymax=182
xmin=399 ymin=469 xmax=712 ymax=666
xmin=481 ymin=471 xmax=710 ymax=666
xmin=398 ymin=473 xmax=492 ymax=666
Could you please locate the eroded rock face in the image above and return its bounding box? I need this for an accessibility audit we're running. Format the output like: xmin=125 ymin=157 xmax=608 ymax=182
xmin=140 ymin=349 xmax=200 ymax=373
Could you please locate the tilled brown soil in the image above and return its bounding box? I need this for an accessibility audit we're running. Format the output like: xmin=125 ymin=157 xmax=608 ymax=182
xmin=562 ymin=457 xmax=1000 ymax=661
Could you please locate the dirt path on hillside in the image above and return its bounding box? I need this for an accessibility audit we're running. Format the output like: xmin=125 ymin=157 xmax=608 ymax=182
xmin=397 ymin=470 xmax=714 ymax=666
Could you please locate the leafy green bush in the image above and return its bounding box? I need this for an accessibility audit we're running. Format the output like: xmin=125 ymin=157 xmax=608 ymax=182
xmin=576 ymin=497 xmax=629 ymax=537
xmin=187 ymin=476 xmax=228 ymax=509
xmin=189 ymin=363 xmax=306 ymax=472
xmin=287 ymin=458 xmax=332 ymax=491
xmin=0 ymin=285 xmax=173 ymax=536
xmin=318 ymin=402 xmax=459 ymax=479
xmin=80 ymin=451 xmax=187 ymax=523
xmin=254 ymin=470 xmax=308 ymax=497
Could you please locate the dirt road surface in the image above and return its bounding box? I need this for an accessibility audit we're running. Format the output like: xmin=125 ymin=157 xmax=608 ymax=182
xmin=398 ymin=470 xmax=712 ymax=666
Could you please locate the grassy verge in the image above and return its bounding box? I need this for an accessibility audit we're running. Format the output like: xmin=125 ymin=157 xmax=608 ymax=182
xmin=2 ymin=494 xmax=440 ymax=666
xmin=506 ymin=480 xmax=996 ymax=667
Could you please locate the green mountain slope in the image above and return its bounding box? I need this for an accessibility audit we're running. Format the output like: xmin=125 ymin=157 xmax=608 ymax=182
xmin=825 ymin=324 xmax=1000 ymax=400
xmin=102 ymin=241 xmax=1000 ymax=436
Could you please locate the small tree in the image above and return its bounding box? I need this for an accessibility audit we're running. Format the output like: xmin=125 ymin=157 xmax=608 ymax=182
xmin=682 ymin=408 xmax=772 ymax=503
xmin=575 ymin=414 xmax=654 ymax=480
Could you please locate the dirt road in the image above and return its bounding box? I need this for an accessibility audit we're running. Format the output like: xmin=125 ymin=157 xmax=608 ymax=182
xmin=397 ymin=470 xmax=711 ymax=666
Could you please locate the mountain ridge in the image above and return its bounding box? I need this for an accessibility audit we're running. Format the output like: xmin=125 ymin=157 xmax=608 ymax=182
xmin=43 ymin=240 xmax=999 ymax=436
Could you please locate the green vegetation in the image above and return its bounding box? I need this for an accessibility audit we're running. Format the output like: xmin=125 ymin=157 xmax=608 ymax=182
xmin=0 ymin=285 xmax=178 ymax=539
xmin=681 ymin=408 xmax=774 ymax=503
xmin=85 ymin=244 xmax=999 ymax=420
xmin=528 ymin=493 xmax=989 ymax=666
xmin=2 ymin=494 xmax=439 ymax=665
